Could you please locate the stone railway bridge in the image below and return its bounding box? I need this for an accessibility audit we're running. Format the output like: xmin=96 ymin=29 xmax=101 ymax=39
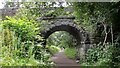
xmin=39 ymin=16 xmax=91 ymax=60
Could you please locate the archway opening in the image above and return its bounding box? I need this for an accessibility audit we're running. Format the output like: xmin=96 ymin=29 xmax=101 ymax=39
xmin=46 ymin=31 xmax=78 ymax=60
xmin=46 ymin=31 xmax=77 ymax=48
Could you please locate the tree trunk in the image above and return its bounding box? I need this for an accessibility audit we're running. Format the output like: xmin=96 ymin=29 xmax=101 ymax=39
xmin=111 ymin=23 xmax=114 ymax=45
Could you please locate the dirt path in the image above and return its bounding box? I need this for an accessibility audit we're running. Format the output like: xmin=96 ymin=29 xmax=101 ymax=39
xmin=51 ymin=51 xmax=80 ymax=68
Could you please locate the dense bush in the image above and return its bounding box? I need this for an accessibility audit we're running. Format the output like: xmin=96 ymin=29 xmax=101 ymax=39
xmin=2 ymin=16 xmax=38 ymax=41
xmin=81 ymin=43 xmax=120 ymax=66
xmin=0 ymin=16 xmax=54 ymax=67
xmin=0 ymin=28 xmax=54 ymax=67
xmin=112 ymin=43 xmax=120 ymax=66
xmin=64 ymin=48 xmax=77 ymax=59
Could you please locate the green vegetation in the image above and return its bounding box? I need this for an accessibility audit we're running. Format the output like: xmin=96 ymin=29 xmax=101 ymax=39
xmin=47 ymin=31 xmax=77 ymax=48
xmin=64 ymin=48 xmax=77 ymax=59
xmin=73 ymin=2 xmax=120 ymax=66
xmin=81 ymin=43 xmax=112 ymax=66
xmin=0 ymin=28 xmax=53 ymax=66
xmin=2 ymin=16 xmax=38 ymax=42
xmin=1 ymin=2 xmax=120 ymax=67
xmin=46 ymin=45 xmax=60 ymax=55
xmin=81 ymin=43 xmax=120 ymax=66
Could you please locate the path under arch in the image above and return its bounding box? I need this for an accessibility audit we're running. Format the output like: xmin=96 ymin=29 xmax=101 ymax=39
xmin=51 ymin=50 xmax=80 ymax=68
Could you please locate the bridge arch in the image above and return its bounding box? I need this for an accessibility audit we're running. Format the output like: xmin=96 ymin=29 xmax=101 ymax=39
xmin=41 ymin=24 xmax=82 ymax=44
xmin=40 ymin=16 xmax=91 ymax=59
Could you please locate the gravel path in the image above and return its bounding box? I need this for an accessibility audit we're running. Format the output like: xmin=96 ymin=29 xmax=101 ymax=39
xmin=51 ymin=51 xmax=80 ymax=68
